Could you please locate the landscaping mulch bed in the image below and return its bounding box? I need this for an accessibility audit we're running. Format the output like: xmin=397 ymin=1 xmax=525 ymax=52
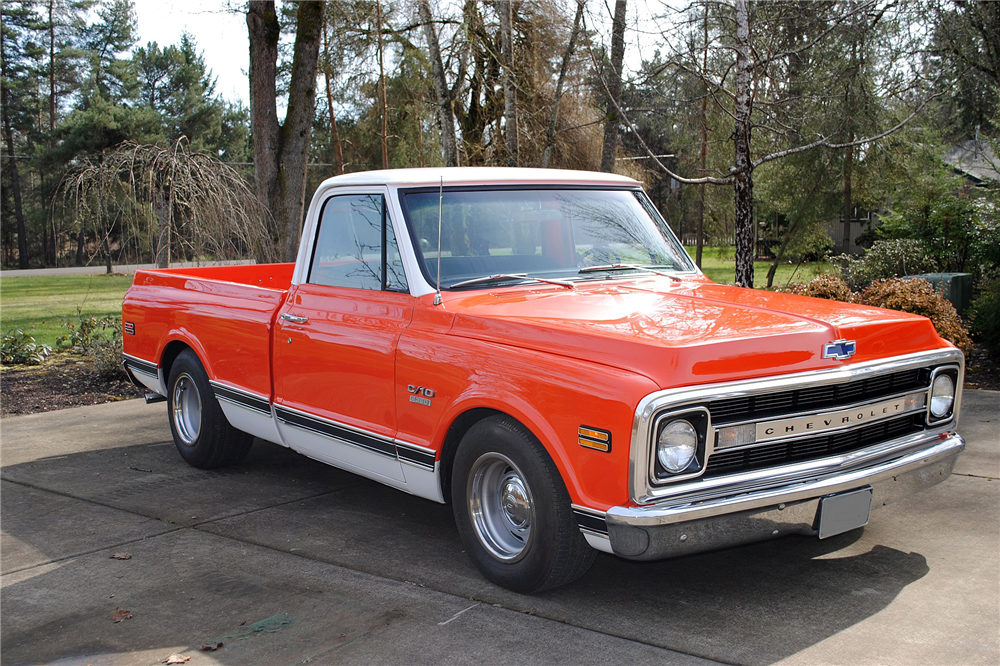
xmin=964 ymin=343 xmax=1000 ymax=391
xmin=1 ymin=353 xmax=144 ymax=418
xmin=1 ymin=346 xmax=997 ymax=419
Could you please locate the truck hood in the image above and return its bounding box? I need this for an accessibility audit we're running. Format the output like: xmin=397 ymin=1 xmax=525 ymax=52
xmin=442 ymin=276 xmax=947 ymax=389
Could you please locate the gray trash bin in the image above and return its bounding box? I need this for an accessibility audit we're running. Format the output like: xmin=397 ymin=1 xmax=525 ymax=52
xmin=904 ymin=273 xmax=972 ymax=315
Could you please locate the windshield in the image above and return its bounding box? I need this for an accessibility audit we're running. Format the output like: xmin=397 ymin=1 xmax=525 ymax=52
xmin=400 ymin=188 xmax=695 ymax=289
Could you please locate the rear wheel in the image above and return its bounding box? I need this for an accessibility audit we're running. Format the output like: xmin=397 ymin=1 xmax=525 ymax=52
xmin=452 ymin=415 xmax=596 ymax=592
xmin=167 ymin=349 xmax=253 ymax=469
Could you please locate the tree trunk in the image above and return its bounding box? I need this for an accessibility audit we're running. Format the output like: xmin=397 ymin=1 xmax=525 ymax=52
xmin=247 ymin=0 xmax=324 ymax=263
xmin=842 ymin=137 xmax=853 ymax=253
xmin=376 ymin=0 xmax=388 ymax=169
xmin=321 ymin=18 xmax=345 ymax=175
xmin=695 ymin=3 xmax=708 ymax=268
xmin=541 ymin=0 xmax=585 ymax=168
xmin=600 ymin=0 xmax=627 ymax=173
xmin=75 ymin=225 xmax=85 ymax=265
xmin=418 ymin=0 xmax=459 ymax=167
xmin=155 ymin=192 xmax=170 ymax=268
xmin=842 ymin=4 xmax=858 ymax=254
xmin=500 ymin=0 xmax=518 ymax=167
xmin=247 ymin=0 xmax=281 ymax=256
xmin=733 ymin=0 xmax=755 ymax=288
xmin=1 ymin=85 xmax=29 ymax=269
xmin=765 ymin=216 xmax=800 ymax=289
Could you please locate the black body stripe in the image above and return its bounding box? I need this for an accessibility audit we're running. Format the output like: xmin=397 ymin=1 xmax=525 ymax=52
xmin=396 ymin=445 xmax=436 ymax=470
xmin=275 ymin=407 xmax=397 ymax=459
xmin=211 ymin=383 xmax=272 ymax=415
xmin=573 ymin=508 xmax=609 ymax=536
xmin=124 ymin=356 xmax=158 ymax=378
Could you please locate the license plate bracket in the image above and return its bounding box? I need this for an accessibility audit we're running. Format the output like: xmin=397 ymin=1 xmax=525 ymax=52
xmin=818 ymin=487 xmax=873 ymax=539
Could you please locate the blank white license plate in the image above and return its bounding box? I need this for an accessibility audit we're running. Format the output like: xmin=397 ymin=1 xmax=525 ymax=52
xmin=818 ymin=488 xmax=873 ymax=539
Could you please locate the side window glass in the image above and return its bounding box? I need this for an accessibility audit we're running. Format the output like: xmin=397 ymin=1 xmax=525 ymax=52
xmin=308 ymin=194 xmax=408 ymax=292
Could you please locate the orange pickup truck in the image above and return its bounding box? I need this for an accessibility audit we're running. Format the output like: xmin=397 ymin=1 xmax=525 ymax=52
xmin=123 ymin=167 xmax=965 ymax=592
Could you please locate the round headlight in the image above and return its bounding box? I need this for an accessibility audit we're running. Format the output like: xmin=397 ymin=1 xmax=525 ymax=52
xmin=657 ymin=419 xmax=698 ymax=473
xmin=930 ymin=374 xmax=955 ymax=419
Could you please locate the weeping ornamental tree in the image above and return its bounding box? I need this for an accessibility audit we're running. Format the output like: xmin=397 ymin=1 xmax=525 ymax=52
xmin=58 ymin=140 xmax=276 ymax=272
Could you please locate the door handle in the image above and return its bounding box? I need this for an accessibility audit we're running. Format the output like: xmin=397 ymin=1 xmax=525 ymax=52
xmin=281 ymin=313 xmax=309 ymax=324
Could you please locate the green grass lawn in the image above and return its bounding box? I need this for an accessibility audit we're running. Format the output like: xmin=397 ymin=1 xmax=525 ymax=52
xmin=0 ymin=249 xmax=831 ymax=348
xmin=687 ymin=246 xmax=833 ymax=288
xmin=1 ymin=274 xmax=134 ymax=347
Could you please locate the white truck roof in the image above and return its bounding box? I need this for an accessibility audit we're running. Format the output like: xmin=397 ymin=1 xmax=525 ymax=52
xmin=318 ymin=167 xmax=642 ymax=189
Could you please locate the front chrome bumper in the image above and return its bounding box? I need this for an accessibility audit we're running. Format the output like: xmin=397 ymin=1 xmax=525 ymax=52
xmin=604 ymin=431 xmax=964 ymax=560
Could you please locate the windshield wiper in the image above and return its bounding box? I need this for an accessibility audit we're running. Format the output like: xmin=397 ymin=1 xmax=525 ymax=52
xmin=448 ymin=273 xmax=575 ymax=290
xmin=578 ymin=264 xmax=681 ymax=281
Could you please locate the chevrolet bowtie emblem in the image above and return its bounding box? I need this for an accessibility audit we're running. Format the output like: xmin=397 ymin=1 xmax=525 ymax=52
xmin=823 ymin=339 xmax=857 ymax=360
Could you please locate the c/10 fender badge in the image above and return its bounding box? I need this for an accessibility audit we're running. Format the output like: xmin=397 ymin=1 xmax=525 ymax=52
xmin=407 ymin=384 xmax=435 ymax=406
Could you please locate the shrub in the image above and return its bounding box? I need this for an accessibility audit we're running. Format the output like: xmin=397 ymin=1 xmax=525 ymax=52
xmin=1 ymin=329 xmax=52 ymax=366
xmin=833 ymin=239 xmax=937 ymax=291
xmin=775 ymin=274 xmax=854 ymax=302
xmin=858 ymin=278 xmax=972 ymax=355
xmin=56 ymin=314 xmax=124 ymax=379
xmin=968 ymin=281 xmax=1000 ymax=356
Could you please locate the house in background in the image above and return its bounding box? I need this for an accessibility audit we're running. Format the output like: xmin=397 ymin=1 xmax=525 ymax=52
xmin=944 ymin=138 xmax=1000 ymax=186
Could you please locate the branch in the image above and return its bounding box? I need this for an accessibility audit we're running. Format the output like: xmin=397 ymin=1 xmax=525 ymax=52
xmin=582 ymin=15 xmax=732 ymax=185
xmin=751 ymin=88 xmax=945 ymax=170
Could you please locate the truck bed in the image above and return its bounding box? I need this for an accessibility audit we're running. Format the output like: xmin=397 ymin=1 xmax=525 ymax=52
xmin=122 ymin=263 xmax=295 ymax=399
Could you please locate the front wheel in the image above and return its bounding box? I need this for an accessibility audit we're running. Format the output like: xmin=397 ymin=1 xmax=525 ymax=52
xmin=167 ymin=349 xmax=253 ymax=469
xmin=452 ymin=416 xmax=596 ymax=592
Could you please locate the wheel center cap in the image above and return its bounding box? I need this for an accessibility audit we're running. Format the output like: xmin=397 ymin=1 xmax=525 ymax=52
xmin=501 ymin=478 xmax=530 ymax=527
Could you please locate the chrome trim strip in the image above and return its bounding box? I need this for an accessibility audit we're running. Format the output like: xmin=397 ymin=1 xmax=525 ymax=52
xmin=713 ymin=386 xmax=929 ymax=432
xmin=210 ymin=381 xmax=272 ymax=416
xmin=748 ymin=392 xmax=926 ymax=446
xmin=275 ymin=405 xmax=397 ymax=459
xmin=123 ymin=353 xmax=158 ymax=378
xmin=649 ymin=406 xmax=711 ymax=484
xmin=629 ymin=348 xmax=964 ymax=504
xmin=927 ymin=364 xmax=961 ymax=426
xmin=274 ymin=403 xmax=438 ymax=471
xmin=609 ymin=432 xmax=964 ymax=530
xmin=572 ymin=504 xmax=609 ymax=536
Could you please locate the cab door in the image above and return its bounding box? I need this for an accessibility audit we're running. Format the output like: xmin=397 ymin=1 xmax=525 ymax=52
xmin=273 ymin=190 xmax=413 ymax=483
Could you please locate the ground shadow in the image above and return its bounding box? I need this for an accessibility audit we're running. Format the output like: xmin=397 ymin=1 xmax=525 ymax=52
xmin=2 ymin=437 xmax=929 ymax=666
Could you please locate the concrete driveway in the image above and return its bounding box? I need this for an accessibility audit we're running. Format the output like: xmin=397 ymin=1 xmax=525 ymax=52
xmin=2 ymin=391 xmax=998 ymax=666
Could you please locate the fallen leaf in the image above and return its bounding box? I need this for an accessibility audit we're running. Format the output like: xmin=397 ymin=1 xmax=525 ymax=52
xmin=162 ymin=655 xmax=190 ymax=664
xmin=111 ymin=608 xmax=132 ymax=623
xmin=201 ymin=642 xmax=224 ymax=651
xmin=110 ymin=552 xmax=132 ymax=560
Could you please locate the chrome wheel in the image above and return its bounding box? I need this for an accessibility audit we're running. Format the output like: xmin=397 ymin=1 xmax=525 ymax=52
xmin=171 ymin=372 xmax=203 ymax=446
xmin=468 ymin=452 xmax=535 ymax=562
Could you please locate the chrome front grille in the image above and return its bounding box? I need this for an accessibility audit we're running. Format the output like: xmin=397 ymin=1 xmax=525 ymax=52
xmin=707 ymin=368 xmax=925 ymax=425
xmin=629 ymin=349 xmax=964 ymax=505
xmin=704 ymin=413 xmax=925 ymax=477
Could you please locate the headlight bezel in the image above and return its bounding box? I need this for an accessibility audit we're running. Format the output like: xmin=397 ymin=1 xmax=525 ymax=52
xmin=927 ymin=366 xmax=959 ymax=425
xmin=651 ymin=408 xmax=709 ymax=484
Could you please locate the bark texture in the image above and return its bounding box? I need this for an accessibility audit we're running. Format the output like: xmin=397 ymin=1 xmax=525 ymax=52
xmin=732 ymin=0 xmax=755 ymax=288
xmin=419 ymin=0 xmax=459 ymax=166
xmin=599 ymin=0 xmax=627 ymax=173
xmin=541 ymin=0 xmax=585 ymax=168
xmin=500 ymin=0 xmax=518 ymax=167
xmin=247 ymin=0 xmax=323 ymax=262
xmin=1 ymin=25 xmax=29 ymax=269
